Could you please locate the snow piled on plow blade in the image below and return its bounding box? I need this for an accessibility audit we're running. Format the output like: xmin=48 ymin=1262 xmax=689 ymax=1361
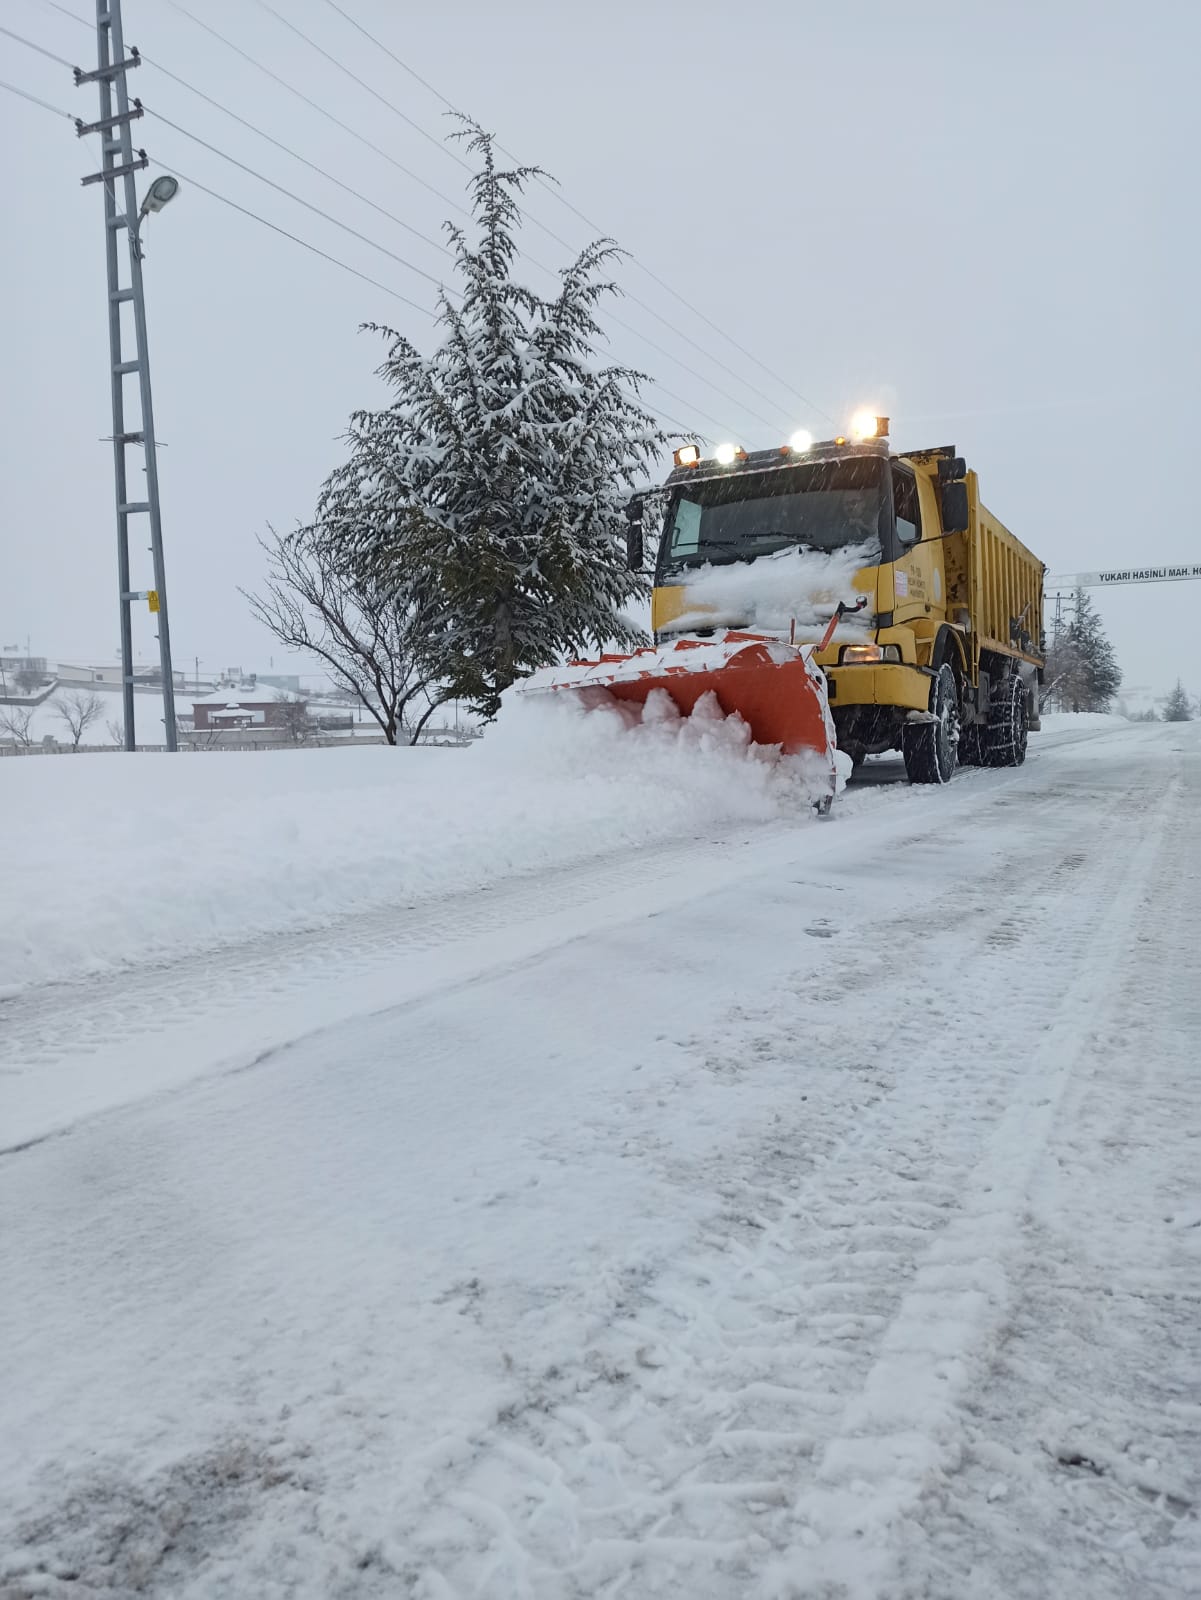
xmin=506 ymin=686 xmax=846 ymax=813
xmin=518 ymin=633 xmax=847 ymax=811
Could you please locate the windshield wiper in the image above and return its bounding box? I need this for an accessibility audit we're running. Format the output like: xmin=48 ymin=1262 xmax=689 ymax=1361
xmin=666 ymin=537 xmax=770 ymax=568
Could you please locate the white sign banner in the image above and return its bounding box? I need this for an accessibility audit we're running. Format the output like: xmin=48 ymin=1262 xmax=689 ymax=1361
xmin=1046 ymin=564 xmax=1201 ymax=590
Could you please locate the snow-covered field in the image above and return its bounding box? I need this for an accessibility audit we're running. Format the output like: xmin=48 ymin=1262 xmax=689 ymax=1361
xmin=1 ymin=715 xmax=1198 ymax=1597
xmin=0 ymin=696 xmax=823 ymax=998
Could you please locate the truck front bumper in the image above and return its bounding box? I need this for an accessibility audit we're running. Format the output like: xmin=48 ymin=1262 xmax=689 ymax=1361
xmin=823 ymin=663 xmax=933 ymax=712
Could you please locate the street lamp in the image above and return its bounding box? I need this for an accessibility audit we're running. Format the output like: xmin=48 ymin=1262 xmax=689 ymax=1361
xmin=139 ymin=174 xmax=179 ymax=219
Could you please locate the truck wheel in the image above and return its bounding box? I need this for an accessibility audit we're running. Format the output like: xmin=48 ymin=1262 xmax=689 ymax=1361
xmin=902 ymin=664 xmax=959 ymax=784
xmin=959 ymin=726 xmax=986 ymax=766
xmin=985 ymin=673 xmax=1029 ymax=767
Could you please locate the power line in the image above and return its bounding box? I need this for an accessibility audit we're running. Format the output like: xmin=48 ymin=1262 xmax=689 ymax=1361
xmin=314 ymin=0 xmax=836 ymax=426
xmin=33 ymin=0 xmax=448 ymax=257
xmin=143 ymin=88 xmax=738 ymax=427
xmin=145 ymin=160 xmax=433 ymax=319
xmin=3 ymin=30 xmax=710 ymax=433
xmin=141 ymin=58 xmax=448 ymax=257
xmin=0 ymin=78 xmax=698 ymax=431
xmin=230 ymin=2 xmax=794 ymax=431
xmin=636 ymin=386 xmax=730 ymax=439
xmin=132 ymin=169 xmax=703 ymax=430
xmin=124 ymin=11 xmax=783 ymax=429
xmin=625 ymin=266 xmax=835 ymax=426
xmin=37 ymin=0 xmax=829 ymax=427
xmin=143 ymin=106 xmax=451 ymax=293
xmin=600 ymin=313 xmax=780 ymax=434
xmin=0 ymin=76 xmax=437 ymax=318
xmin=602 ymin=299 xmax=791 ymax=432
xmin=161 ymin=0 xmax=796 ymax=430
xmin=0 ymin=74 xmax=74 ymax=119
xmin=320 ymin=0 xmax=450 ymax=112
xmin=27 ymin=0 xmax=88 ymax=26
xmin=158 ymin=181 xmax=701 ymax=433
xmin=0 ymin=21 xmax=74 ymax=68
xmin=157 ymin=0 xmax=471 ymax=218
xmin=246 ymin=0 xmax=473 ymax=175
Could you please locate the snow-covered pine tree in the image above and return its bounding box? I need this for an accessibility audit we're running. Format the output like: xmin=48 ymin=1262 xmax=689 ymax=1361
xmin=1162 ymin=680 xmax=1193 ymax=721
xmin=318 ymin=123 xmax=666 ymax=717
xmin=1063 ymin=587 xmax=1121 ymax=711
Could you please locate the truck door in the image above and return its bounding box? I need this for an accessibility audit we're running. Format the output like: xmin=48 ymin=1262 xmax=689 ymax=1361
xmin=891 ymin=464 xmax=943 ymax=621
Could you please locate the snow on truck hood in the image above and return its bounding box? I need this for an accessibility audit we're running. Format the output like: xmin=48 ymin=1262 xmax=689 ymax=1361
xmin=669 ymin=541 xmax=877 ymax=635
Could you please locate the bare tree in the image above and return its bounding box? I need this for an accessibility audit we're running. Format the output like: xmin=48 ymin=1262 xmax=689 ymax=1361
xmin=105 ymin=717 xmax=124 ymax=747
xmin=244 ymin=526 xmax=449 ymax=746
xmin=55 ymin=690 xmax=104 ymax=750
xmin=0 ymin=705 xmax=35 ymax=749
xmin=276 ymin=693 xmax=313 ymax=745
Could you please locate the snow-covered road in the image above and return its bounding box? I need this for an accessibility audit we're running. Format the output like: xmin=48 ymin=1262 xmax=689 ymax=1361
xmin=2 ymin=722 xmax=1198 ymax=1597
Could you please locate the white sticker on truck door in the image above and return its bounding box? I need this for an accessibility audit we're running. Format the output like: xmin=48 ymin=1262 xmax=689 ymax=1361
xmin=894 ymin=569 xmax=909 ymax=597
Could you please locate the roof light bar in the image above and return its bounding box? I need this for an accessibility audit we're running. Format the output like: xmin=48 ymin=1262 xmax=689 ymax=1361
xmin=851 ymin=411 xmax=890 ymax=441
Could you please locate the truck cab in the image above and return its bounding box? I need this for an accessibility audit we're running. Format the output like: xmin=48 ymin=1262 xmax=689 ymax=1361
xmin=647 ymin=428 xmax=1044 ymax=783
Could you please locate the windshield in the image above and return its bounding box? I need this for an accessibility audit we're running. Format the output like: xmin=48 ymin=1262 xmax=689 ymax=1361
xmin=659 ymin=458 xmax=889 ymax=576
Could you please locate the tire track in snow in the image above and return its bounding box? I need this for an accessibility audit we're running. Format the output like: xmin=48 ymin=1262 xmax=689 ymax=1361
xmin=399 ymin=757 xmax=1177 ymax=1598
xmin=908 ymin=748 xmax=1201 ymax=1600
xmin=760 ymin=774 xmax=1181 ymax=1599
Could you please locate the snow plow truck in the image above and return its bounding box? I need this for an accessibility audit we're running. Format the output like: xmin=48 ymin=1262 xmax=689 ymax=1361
xmin=530 ymin=419 xmax=1045 ymax=794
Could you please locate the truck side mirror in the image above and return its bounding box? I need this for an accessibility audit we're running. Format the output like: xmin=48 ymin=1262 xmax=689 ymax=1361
xmin=940 ymin=481 xmax=969 ymax=534
xmin=624 ymin=496 xmax=645 ymax=572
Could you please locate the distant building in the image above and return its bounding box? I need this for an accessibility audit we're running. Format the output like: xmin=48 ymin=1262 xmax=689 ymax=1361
xmin=191 ymin=685 xmax=305 ymax=731
xmin=55 ymin=664 xmax=120 ymax=687
xmin=0 ymin=654 xmax=49 ymax=694
xmin=0 ymin=653 xmax=47 ymax=677
xmin=211 ymin=670 xmax=301 ymax=694
xmin=56 ymin=662 xmax=186 ymax=689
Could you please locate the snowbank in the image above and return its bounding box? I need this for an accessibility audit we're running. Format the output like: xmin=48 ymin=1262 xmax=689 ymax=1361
xmin=0 ymin=693 xmax=821 ymax=995
xmin=1034 ymin=712 xmax=1134 ymax=734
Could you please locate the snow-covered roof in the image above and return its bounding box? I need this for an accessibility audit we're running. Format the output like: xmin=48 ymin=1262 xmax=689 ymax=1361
xmin=192 ymin=685 xmax=300 ymax=707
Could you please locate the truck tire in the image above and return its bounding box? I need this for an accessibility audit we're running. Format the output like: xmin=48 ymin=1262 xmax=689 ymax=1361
xmin=902 ymin=663 xmax=959 ymax=784
xmin=959 ymin=726 xmax=986 ymax=766
xmin=985 ymin=672 xmax=1029 ymax=767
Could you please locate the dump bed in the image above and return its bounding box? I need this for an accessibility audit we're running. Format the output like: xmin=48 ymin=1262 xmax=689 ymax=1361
xmin=944 ymin=473 xmax=1044 ymax=673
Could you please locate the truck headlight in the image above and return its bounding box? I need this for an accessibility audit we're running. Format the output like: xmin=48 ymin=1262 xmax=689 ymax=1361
xmin=839 ymin=643 xmax=901 ymax=664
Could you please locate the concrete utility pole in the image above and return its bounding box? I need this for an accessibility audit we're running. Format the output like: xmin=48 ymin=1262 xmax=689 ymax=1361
xmin=75 ymin=0 xmax=179 ymax=751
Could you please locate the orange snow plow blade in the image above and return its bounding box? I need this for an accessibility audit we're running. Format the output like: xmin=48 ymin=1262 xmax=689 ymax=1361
xmin=523 ymin=631 xmax=839 ymax=798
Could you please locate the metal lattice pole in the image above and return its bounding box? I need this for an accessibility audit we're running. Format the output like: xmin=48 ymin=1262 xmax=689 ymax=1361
xmin=76 ymin=0 xmax=178 ymax=750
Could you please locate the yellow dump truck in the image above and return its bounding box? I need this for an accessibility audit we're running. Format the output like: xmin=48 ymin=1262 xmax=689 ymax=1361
xmin=646 ymin=424 xmax=1045 ymax=783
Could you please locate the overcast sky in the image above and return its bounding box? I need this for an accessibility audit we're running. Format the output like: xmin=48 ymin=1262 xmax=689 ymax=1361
xmin=2 ymin=0 xmax=1198 ymax=697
